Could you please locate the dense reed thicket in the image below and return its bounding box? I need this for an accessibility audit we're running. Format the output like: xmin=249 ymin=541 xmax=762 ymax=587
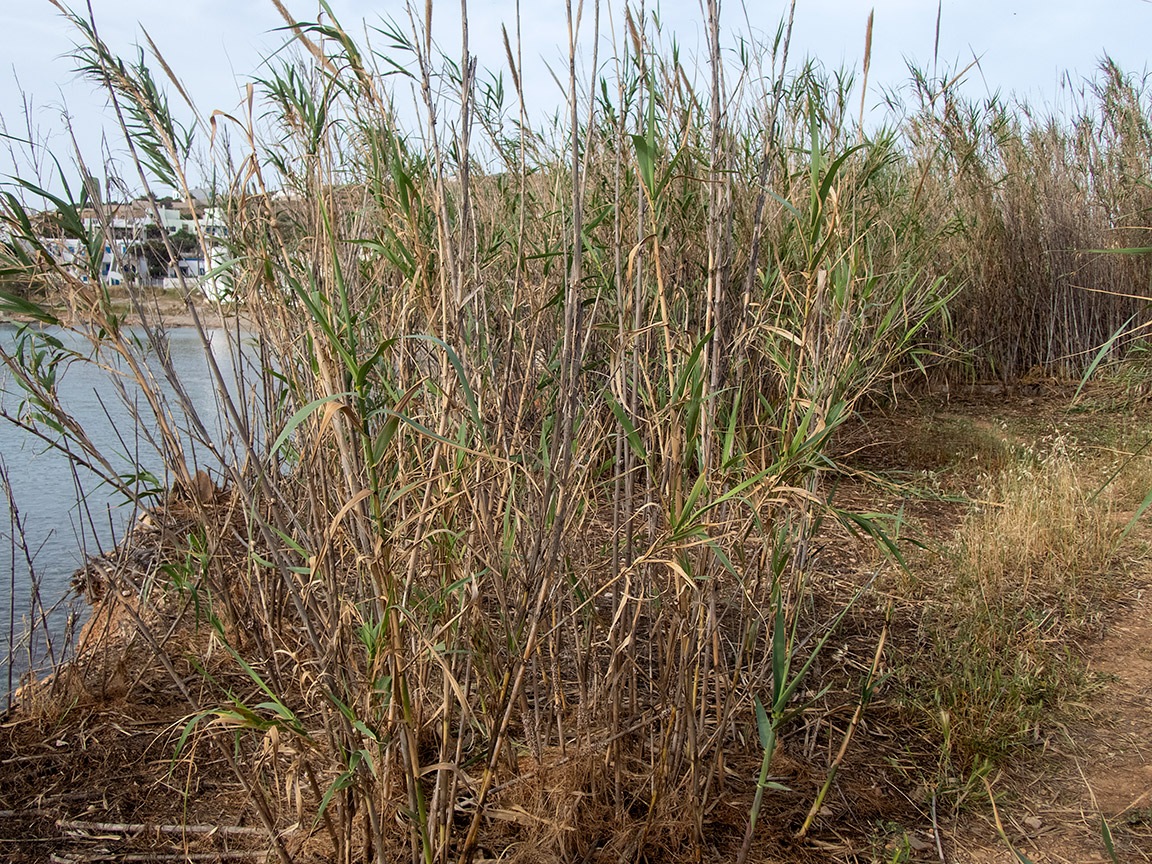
xmin=903 ymin=60 xmax=1152 ymax=380
xmin=1 ymin=2 xmax=1149 ymax=862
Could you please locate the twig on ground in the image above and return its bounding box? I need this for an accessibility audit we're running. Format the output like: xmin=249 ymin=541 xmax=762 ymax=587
xmin=56 ymin=819 xmax=265 ymax=838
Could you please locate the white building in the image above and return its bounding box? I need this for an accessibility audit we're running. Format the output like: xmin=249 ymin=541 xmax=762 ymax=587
xmin=30 ymin=194 xmax=230 ymax=296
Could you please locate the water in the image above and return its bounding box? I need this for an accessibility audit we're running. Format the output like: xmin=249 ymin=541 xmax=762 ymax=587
xmin=0 ymin=323 xmax=260 ymax=700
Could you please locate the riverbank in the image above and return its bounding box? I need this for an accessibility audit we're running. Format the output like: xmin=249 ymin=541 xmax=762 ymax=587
xmin=6 ymin=285 xmax=250 ymax=330
xmin=2 ymin=388 xmax=1150 ymax=863
xmin=0 ymin=322 xmax=260 ymax=710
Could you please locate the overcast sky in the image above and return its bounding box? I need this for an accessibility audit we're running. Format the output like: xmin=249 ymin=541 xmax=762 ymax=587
xmin=2 ymin=0 xmax=1150 ymax=194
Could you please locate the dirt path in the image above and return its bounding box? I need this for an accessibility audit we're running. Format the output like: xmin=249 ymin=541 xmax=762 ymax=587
xmin=844 ymin=399 xmax=1152 ymax=863
xmin=1082 ymin=586 xmax=1152 ymax=823
xmin=947 ymin=576 xmax=1152 ymax=864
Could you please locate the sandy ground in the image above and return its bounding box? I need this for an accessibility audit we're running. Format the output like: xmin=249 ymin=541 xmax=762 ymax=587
xmin=7 ymin=289 xmax=249 ymax=330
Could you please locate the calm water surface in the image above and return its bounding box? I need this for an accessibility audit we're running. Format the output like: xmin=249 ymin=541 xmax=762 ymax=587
xmin=0 ymin=324 xmax=259 ymax=700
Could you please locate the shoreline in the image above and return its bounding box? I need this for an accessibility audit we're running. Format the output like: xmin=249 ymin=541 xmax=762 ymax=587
xmin=4 ymin=299 xmax=253 ymax=331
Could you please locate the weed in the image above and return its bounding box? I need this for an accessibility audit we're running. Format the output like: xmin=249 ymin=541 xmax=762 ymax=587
xmin=901 ymin=433 xmax=1118 ymax=781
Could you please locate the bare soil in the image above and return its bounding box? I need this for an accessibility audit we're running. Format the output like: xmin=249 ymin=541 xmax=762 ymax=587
xmin=15 ymin=286 xmax=239 ymax=329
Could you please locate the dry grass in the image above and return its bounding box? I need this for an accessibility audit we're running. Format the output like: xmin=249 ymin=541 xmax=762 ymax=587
xmin=891 ymin=422 xmax=1135 ymax=790
xmin=957 ymin=435 xmax=1117 ymax=605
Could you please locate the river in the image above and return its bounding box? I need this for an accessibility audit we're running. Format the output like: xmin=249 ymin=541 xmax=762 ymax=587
xmin=0 ymin=323 xmax=260 ymax=703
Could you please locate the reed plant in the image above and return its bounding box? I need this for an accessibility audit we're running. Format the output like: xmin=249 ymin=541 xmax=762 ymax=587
xmin=902 ymin=59 xmax=1152 ymax=381
xmin=1 ymin=2 xmax=1148 ymax=862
